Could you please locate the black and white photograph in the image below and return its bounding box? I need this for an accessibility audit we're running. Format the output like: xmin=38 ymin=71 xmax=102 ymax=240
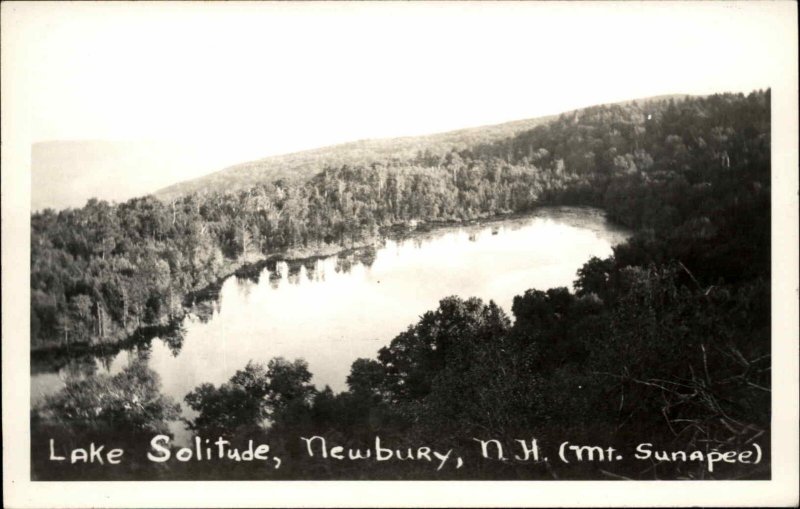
xmin=2 ymin=1 xmax=798 ymax=507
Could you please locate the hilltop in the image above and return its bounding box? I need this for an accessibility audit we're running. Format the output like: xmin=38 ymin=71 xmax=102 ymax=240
xmin=153 ymin=94 xmax=689 ymax=202
xmin=152 ymin=116 xmax=557 ymax=202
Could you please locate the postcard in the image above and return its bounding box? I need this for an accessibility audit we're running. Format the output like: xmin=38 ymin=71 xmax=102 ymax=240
xmin=2 ymin=1 xmax=798 ymax=507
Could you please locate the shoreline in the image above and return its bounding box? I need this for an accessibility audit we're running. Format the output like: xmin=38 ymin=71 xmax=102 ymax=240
xmin=30 ymin=204 xmax=620 ymax=364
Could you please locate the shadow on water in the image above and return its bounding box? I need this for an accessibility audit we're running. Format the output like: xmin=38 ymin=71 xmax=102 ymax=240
xmin=31 ymin=244 xmax=382 ymax=380
xmin=31 ymin=323 xmax=188 ymax=377
xmin=32 ymin=207 xmax=624 ymax=382
xmin=31 ymin=206 xmax=628 ymax=415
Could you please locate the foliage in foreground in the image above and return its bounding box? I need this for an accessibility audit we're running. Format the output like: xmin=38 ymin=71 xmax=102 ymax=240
xmin=32 ymin=90 xmax=771 ymax=479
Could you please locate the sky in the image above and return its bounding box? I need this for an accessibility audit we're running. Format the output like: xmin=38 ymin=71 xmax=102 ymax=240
xmin=2 ymin=1 xmax=797 ymax=208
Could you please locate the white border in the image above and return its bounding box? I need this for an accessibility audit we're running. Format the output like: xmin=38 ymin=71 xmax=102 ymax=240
xmin=3 ymin=1 xmax=798 ymax=507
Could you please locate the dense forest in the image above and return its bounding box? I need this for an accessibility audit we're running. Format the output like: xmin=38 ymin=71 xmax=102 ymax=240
xmin=33 ymin=90 xmax=771 ymax=479
xmin=153 ymin=110 xmax=571 ymax=201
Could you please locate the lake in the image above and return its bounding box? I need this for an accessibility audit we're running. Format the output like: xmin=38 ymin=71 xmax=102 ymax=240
xmin=31 ymin=206 xmax=629 ymax=430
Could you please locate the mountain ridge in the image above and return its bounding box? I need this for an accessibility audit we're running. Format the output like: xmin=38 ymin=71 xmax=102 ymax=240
xmin=153 ymin=93 xmax=692 ymax=201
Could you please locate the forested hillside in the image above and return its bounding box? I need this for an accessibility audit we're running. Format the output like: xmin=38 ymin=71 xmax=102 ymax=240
xmin=178 ymin=90 xmax=770 ymax=480
xmin=33 ymin=90 xmax=771 ymax=479
xmin=153 ymin=116 xmax=561 ymax=202
xmin=153 ymin=95 xmax=685 ymax=202
xmin=31 ymin=91 xmax=769 ymax=352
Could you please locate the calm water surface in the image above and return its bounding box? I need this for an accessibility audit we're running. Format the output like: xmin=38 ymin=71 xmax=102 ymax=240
xmin=32 ymin=207 xmax=629 ymax=428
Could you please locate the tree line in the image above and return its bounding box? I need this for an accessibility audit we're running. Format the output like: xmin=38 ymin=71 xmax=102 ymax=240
xmin=33 ymin=90 xmax=771 ymax=479
xmin=31 ymin=90 xmax=769 ymax=352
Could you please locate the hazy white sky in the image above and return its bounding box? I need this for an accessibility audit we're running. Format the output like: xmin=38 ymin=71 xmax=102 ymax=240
xmin=2 ymin=0 xmax=797 ymax=210
xmin=10 ymin=2 xmax=791 ymax=159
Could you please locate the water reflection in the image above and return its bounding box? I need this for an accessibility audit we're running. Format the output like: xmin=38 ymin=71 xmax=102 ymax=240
xmin=162 ymin=326 xmax=187 ymax=357
xmin=62 ymin=355 xmax=99 ymax=379
xmin=32 ymin=207 xmax=629 ymax=417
